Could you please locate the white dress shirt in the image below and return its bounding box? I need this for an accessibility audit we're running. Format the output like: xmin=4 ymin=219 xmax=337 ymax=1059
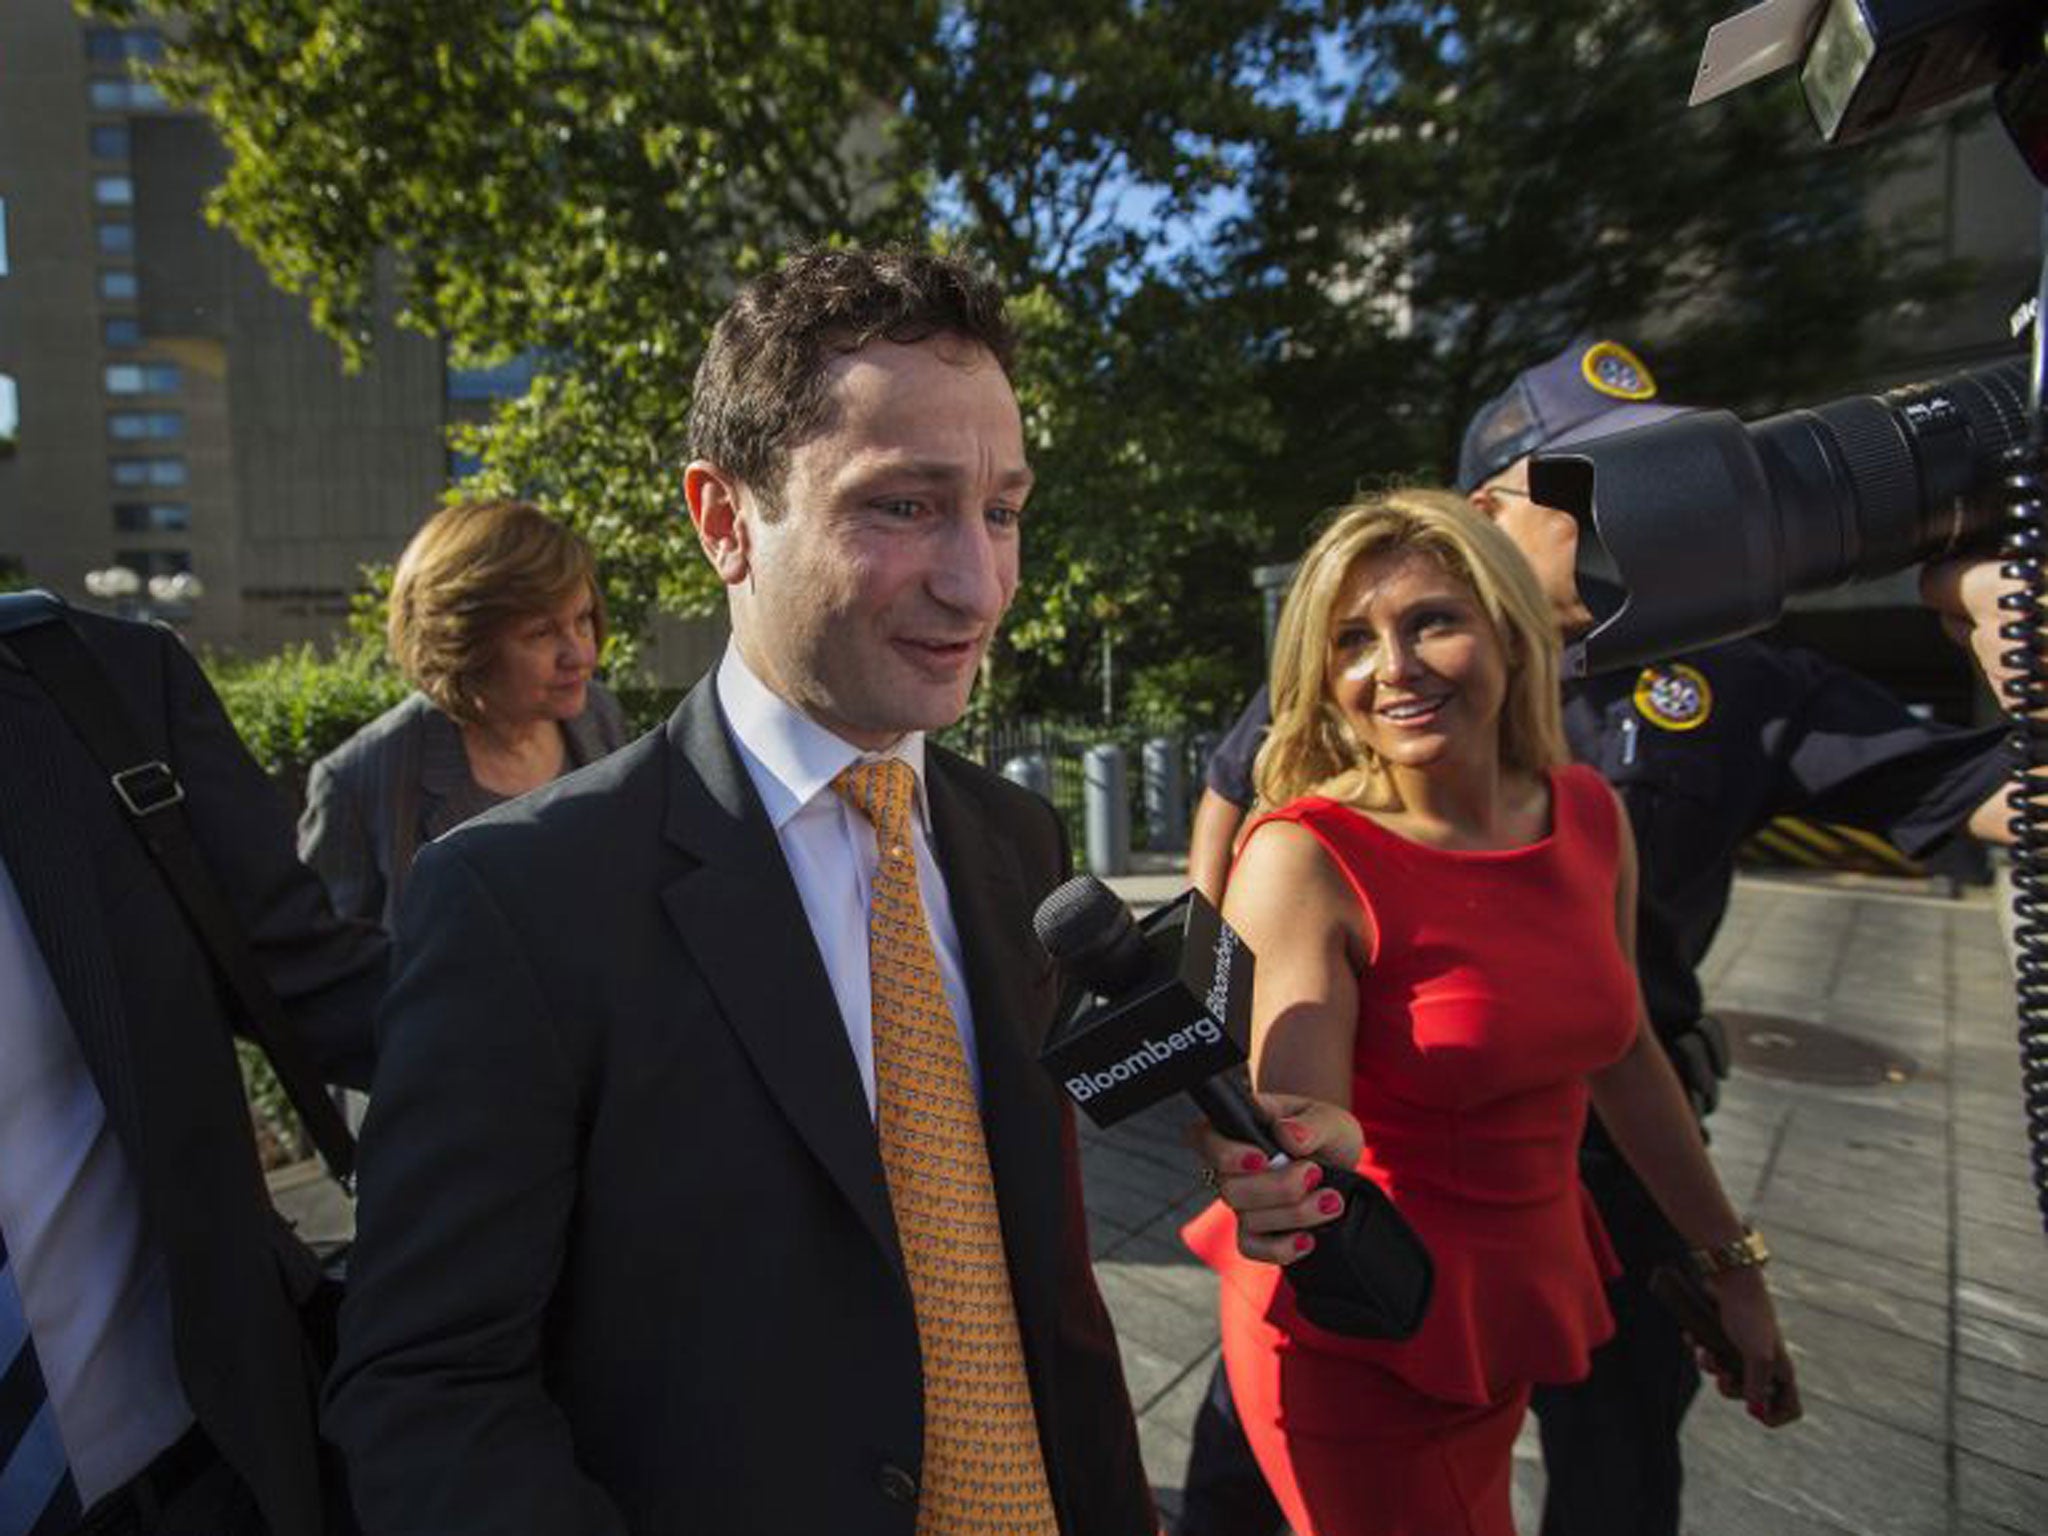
xmin=716 ymin=644 xmax=982 ymax=1112
xmin=0 ymin=856 xmax=193 ymax=1502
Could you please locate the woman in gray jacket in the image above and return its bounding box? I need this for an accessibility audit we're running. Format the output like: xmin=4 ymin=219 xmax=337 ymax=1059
xmin=299 ymin=499 xmax=629 ymax=930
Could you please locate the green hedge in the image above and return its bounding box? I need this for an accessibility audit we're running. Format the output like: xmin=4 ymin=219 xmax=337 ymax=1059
xmin=204 ymin=639 xmax=411 ymax=804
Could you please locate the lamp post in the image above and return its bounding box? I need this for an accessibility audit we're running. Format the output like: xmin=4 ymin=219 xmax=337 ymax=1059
xmin=83 ymin=565 xmax=203 ymax=624
xmin=83 ymin=563 xmax=144 ymax=618
xmin=147 ymin=571 xmax=203 ymax=609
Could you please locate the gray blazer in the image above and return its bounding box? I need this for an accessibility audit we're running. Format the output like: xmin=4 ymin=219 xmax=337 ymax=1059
xmin=298 ymin=683 xmax=629 ymax=931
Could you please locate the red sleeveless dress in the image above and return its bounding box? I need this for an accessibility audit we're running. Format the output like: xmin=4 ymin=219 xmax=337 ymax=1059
xmin=1183 ymin=765 xmax=1640 ymax=1535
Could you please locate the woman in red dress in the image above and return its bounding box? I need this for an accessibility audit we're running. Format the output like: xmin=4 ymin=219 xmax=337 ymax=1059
xmin=1184 ymin=489 xmax=1799 ymax=1535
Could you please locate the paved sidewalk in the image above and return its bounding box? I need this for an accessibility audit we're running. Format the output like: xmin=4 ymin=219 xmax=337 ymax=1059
xmin=1089 ymin=868 xmax=2048 ymax=1534
xmin=271 ymin=861 xmax=2046 ymax=1533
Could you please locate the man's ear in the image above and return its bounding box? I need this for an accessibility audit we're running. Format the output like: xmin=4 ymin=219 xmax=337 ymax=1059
xmin=683 ymin=460 xmax=752 ymax=586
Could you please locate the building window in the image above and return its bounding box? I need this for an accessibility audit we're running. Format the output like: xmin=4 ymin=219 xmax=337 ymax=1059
xmin=87 ymin=80 xmax=166 ymax=112
xmin=93 ymin=177 xmax=134 ymax=207
xmin=0 ymin=375 xmax=17 ymax=457
xmin=85 ymin=29 xmax=166 ymax=66
xmin=103 ymin=317 xmax=142 ymax=348
xmin=97 ymin=223 xmax=135 ymax=255
xmin=90 ymin=124 xmax=131 ymax=159
xmin=108 ymin=411 xmax=183 ymax=441
xmin=0 ymin=198 xmax=9 ymax=278
xmin=99 ymin=270 xmax=139 ymax=301
xmin=112 ymin=502 xmax=190 ymax=533
xmin=104 ymin=363 xmax=181 ymax=395
xmin=110 ymin=456 xmax=186 ymax=488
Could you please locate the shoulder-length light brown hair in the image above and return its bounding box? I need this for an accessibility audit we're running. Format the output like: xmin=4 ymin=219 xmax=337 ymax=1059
xmin=1254 ymin=487 xmax=1566 ymax=811
xmin=387 ymin=500 xmax=606 ymax=725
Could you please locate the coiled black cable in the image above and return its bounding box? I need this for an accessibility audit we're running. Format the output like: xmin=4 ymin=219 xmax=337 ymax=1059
xmin=2003 ymin=440 xmax=2048 ymax=1232
xmin=2001 ymin=192 xmax=2048 ymax=1233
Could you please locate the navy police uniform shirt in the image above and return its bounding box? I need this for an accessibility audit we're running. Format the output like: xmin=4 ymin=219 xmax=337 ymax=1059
xmin=1567 ymin=637 xmax=2008 ymax=1031
xmin=1205 ymin=685 xmax=1269 ymax=805
xmin=1204 ymin=642 xmax=2009 ymax=1040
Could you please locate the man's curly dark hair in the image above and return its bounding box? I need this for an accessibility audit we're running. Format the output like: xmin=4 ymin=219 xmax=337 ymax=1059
xmin=685 ymin=245 xmax=1017 ymax=508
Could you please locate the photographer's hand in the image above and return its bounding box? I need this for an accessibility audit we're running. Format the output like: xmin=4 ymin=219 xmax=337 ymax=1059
xmin=1923 ymin=554 xmax=2032 ymax=845
xmin=1922 ymin=554 xmax=2020 ymax=702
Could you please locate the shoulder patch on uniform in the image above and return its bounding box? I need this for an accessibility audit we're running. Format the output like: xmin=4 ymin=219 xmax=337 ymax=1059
xmin=1580 ymin=341 xmax=1658 ymax=402
xmin=1633 ymin=662 xmax=1712 ymax=730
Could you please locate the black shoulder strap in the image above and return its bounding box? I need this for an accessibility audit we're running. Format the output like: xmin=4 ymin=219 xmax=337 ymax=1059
xmin=2 ymin=595 xmax=356 ymax=1187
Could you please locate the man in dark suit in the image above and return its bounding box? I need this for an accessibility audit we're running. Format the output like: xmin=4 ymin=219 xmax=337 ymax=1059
xmin=324 ymin=246 xmax=1156 ymax=1535
xmin=0 ymin=604 xmax=384 ymax=1535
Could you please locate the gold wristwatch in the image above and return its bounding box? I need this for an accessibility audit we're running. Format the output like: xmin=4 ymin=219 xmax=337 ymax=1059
xmin=1689 ymin=1225 xmax=1770 ymax=1278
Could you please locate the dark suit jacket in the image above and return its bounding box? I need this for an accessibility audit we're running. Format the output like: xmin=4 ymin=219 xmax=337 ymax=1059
xmin=298 ymin=684 xmax=629 ymax=932
xmin=325 ymin=678 xmax=1153 ymax=1535
xmin=0 ymin=610 xmax=387 ymax=1536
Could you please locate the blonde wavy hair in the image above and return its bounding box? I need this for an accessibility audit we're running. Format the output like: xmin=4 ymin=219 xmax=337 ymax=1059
xmin=386 ymin=500 xmax=607 ymax=725
xmin=1254 ymin=487 xmax=1567 ymax=811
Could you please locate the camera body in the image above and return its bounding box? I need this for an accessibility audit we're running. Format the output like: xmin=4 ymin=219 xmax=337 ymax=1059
xmin=1695 ymin=1 xmax=2047 ymax=181
xmin=1804 ymin=0 xmax=2041 ymax=155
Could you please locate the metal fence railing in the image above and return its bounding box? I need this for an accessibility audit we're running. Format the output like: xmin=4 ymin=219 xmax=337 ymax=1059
xmin=943 ymin=717 xmax=1226 ymax=863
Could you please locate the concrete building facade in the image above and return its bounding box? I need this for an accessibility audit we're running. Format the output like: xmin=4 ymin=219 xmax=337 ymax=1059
xmin=0 ymin=0 xmax=447 ymax=654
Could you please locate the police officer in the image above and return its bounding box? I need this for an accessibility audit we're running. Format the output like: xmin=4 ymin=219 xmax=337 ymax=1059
xmin=1178 ymin=339 xmax=2014 ymax=1536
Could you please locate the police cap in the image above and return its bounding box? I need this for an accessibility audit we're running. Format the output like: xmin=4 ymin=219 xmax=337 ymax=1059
xmin=1456 ymin=338 xmax=1690 ymax=493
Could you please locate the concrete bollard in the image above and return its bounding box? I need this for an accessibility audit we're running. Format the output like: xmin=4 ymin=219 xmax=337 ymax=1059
xmin=1001 ymin=751 xmax=1053 ymax=802
xmin=1083 ymin=743 xmax=1130 ymax=877
xmin=1142 ymin=735 xmax=1186 ymax=851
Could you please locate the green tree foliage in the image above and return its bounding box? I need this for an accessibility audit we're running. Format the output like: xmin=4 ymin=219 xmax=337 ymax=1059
xmin=86 ymin=0 xmax=1316 ymax=718
xmin=203 ymin=639 xmax=409 ymax=795
xmin=90 ymin=0 xmax=940 ymax=644
xmin=1221 ymin=0 xmax=1953 ymax=545
xmin=89 ymin=0 xmax=1946 ymax=717
xmin=890 ymin=2 xmax=1325 ymax=718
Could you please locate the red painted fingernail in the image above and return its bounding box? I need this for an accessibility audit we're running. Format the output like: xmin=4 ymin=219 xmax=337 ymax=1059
xmin=1292 ymin=1233 xmax=1315 ymax=1253
xmin=1240 ymin=1153 xmax=1269 ymax=1173
xmin=1318 ymin=1191 xmax=1342 ymax=1215
xmin=1300 ymin=1164 xmax=1323 ymax=1192
xmin=1280 ymin=1118 xmax=1308 ymax=1144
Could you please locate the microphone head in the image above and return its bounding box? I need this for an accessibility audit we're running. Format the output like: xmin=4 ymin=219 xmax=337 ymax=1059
xmin=1032 ymin=874 xmax=1152 ymax=994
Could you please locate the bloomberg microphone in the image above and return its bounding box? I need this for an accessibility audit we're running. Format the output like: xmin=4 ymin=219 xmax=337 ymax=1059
xmin=1033 ymin=875 xmax=1432 ymax=1340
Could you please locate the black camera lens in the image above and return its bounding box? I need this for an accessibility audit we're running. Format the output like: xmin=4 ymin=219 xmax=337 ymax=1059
xmin=1531 ymin=356 xmax=2029 ymax=676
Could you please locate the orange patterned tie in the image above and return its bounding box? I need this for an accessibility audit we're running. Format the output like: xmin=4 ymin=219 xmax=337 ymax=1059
xmin=833 ymin=758 xmax=1059 ymax=1535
